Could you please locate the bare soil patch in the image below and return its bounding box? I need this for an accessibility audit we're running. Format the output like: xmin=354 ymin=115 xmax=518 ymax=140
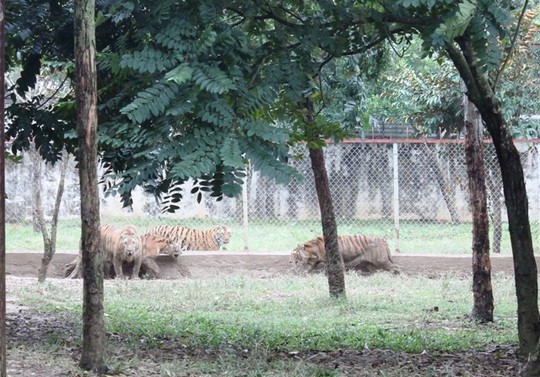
xmin=4 ymin=252 xmax=529 ymax=376
xmin=5 ymin=251 xmax=525 ymax=279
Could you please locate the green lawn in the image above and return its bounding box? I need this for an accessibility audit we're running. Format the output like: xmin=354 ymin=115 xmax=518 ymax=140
xmin=13 ymin=272 xmax=519 ymax=376
xmin=6 ymin=217 xmax=520 ymax=254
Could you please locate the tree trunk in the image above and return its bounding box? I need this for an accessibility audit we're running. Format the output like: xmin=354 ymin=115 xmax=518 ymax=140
xmin=309 ymin=147 xmax=346 ymax=298
xmin=30 ymin=149 xmax=51 ymax=282
xmin=448 ymin=39 xmax=540 ymax=356
xmin=37 ymin=152 xmax=69 ymax=282
xmin=304 ymin=97 xmax=345 ymax=299
xmin=522 ymin=339 xmax=540 ymax=377
xmin=75 ymin=0 xmax=107 ymax=373
xmin=497 ymin=137 xmax=540 ymax=355
xmin=421 ymin=143 xmax=460 ymax=224
xmin=463 ymin=96 xmax=493 ymax=323
xmin=0 ymin=0 xmax=6 ymax=374
xmin=486 ymin=164 xmax=503 ymax=254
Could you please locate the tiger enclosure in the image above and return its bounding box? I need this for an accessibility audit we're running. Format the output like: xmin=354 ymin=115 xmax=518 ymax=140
xmin=6 ymin=140 xmax=540 ymax=255
xmin=3 ymin=0 xmax=540 ymax=376
xmin=3 ymin=138 xmax=539 ymax=376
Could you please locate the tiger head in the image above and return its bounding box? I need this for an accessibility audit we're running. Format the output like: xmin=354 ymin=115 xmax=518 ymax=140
xmin=119 ymin=233 xmax=142 ymax=262
xmin=164 ymin=239 xmax=184 ymax=258
xmin=289 ymin=240 xmax=324 ymax=273
xmin=289 ymin=245 xmax=303 ymax=266
xmin=141 ymin=233 xmax=184 ymax=259
xmin=289 ymin=244 xmax=312 ymax=273
xmin=214 ymin=226 xmax=232 ymax=248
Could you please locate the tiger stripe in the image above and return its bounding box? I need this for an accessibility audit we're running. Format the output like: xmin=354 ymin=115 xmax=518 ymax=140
xmin=100 ymin=224 xmax=143 ymax=279
xmin=290 ymin=234 xmax=399 ymax=274
xmin=144 ymin=225 xmax=232 ymax=251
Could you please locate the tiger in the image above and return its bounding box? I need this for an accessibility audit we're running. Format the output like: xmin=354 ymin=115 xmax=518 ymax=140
xmin=290 ymin=235 xmax=399 ymax=275
xmin=141 ymin=233 xmax=184 ymax=259
xmin=139 ymin=233 xmax=184 ymax=278
xmin=144 ymin=225 xmax=232 ymax=251
xmin=101 ymin=224 xmax=143 ymax=279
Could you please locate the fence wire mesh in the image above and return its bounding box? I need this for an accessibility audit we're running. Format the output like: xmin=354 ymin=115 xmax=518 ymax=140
xmin=6 ymin=140 xmax=540 ymax=254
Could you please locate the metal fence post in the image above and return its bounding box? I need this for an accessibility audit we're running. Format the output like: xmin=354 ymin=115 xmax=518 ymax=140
xmin=393 ymin=142 xmax=400 ymax=253
xmin=242 ymin=166 xmax=250 ymax=252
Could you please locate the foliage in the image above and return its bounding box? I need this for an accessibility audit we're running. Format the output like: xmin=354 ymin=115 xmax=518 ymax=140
xmin=5 ymin=66 xmax=76 ymax=163
xmin=96 ymin=0 xmax=309 ymax=209
xmin=4 ymin=1 xmax=75 ymax=162
xmin=96 ymin=0 xmax=406 ymax=209
xmin=365 ymin=3 xmax=540 ymax=139
xmin=315 ymin=54 xmax=385 ymax=139
xmin=6 ymin=0 xmax=539 ymax=208
xmin=366 ymin=41 xmax=464 ymax=138
xmin=497 ymin=8 xmax=540 ymax=138
xmin=5 ymin=0 xmax=74 ymax=92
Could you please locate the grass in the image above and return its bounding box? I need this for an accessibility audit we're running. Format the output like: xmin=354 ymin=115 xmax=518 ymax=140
xmin=16 ymin=273 xmax=518 ymax=354
xmin=6 ymin=217 xmax=522 ymax=255
xmin=9 ymin=272 xmax=521 ymax=376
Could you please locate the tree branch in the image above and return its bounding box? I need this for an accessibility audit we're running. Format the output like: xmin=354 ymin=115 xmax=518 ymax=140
xmin=492 ymin=0 xmax=530 ymax=91
xmin=444 ymin=40 xmax=481 ymax=101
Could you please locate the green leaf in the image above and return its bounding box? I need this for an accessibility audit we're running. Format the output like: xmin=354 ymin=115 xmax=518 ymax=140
xmin=220 ymin=137 xmax=245 ymax=168
xmin=120 ymin=82 xmax=179 ymax=123
xmin=165 ymin=64 xmax=193 ymax=85
xmin=432 ymin=0 xmax=478 ymax=45
xmin=192 ymin=66 xmax=236 ymax=94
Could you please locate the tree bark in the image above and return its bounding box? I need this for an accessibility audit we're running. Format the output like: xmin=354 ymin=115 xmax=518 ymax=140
xmin=0 ymin=0 xmax=6 ymax=374
xmin=463 ymin=96 xmax=493 ymax=323
xmin=304 ymin=97 xmax=345 ymax=299
xmin=75 ymin=0 xmax=107 ymax=373
xmin=30 ymin=150 xmax=50 ymax=281
xmin=37 ymin=152 xmax=69 ymax=282
xmin=486 ymin=164 xmax=503 ymax=254
xmin=309 ymin=147 xmax=346 ymax=298
xmin=522 ymin=339 xmax=540 ymax=377
xmin=421 ymin=144 xmax=460 ymax=224
xmin=447 ymin=38 xmax=540 ymax=355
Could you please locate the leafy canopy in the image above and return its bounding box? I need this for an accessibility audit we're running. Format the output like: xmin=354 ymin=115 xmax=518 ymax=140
xmin=97 ymin=1 xmax=306 ymax=209
xmin=97 ymin=0 xmax=400 ymax=208
xmin=6 ymin=0 xmax=536 ymax=209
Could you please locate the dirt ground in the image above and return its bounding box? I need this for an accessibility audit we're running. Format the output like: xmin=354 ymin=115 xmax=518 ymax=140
xmin=4 ymin=251 xmax=527 ymax=279
xmin=3 ymin=252 xmax=531 ymax=376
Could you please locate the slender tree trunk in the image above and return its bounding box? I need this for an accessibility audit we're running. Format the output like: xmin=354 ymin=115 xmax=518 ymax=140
xmin=30 ymin=150 xmax=51 ymax=281
xmin=463 ymin=96 xmax=493 ymax=322
xmin=309 ymin=148 xmax=346 ymax=298
xmin=421 ymin=144 xmax=460 ymax=224
xmin=37 ymin=152 xmax=69 ymax=282
xmin=0 ymin=0 xmax=6 ymax=374
xmin=304 ymin=97 xmax=345 ymax=298
xmin=486 ymin=164 xmax=503 ymax=254
xmin=75 ymin=0 xmax=106 ymax=373
xmin=448 ymin=39 xmax=540 ymax=356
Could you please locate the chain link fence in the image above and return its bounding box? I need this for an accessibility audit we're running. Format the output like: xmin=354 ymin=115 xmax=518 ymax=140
xmin=6 ymin=140 xmax=540 ymax=254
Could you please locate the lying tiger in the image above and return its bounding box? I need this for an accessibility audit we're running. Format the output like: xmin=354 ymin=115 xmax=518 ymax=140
xmin=140 ymin=233 xmax=184 ymax=278
xmin=141 ymin=233 xmax=183 ymax=259
xmin=144 ymin=225 xmax=232 ymax=251
xmin=290 ymin=235 xmax=399 ymax=275
xmin=102 ymin=224 xmax=143 ymax=279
